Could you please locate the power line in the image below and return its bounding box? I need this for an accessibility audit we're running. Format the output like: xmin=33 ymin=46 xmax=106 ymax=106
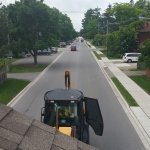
xmin=61 ymin=9 xmax=106 ymax=13
xmin=61 ymin=11 xmax=86 ymax=13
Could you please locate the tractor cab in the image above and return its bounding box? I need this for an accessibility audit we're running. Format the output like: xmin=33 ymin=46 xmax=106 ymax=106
xmin=41 ymin=71 xmax=103 ymax=144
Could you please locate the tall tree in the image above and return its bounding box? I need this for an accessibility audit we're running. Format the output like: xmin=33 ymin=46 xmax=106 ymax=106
xmin=0 ymin=6 xmax=10 ymax=57
xmin=7 ymin=0 xmax=76 ymax=64
xmin=110 ymin=3 xmax=143 ymax=22
xmin=59 ymin=14 xmax=76 ymax=42
xmin=81 ymin=7 xmax=101 ymax=38
xmin=134 ymin=0 xmax=147 ymax=9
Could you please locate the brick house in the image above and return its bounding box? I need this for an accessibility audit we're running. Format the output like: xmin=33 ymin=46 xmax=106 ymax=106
xmin=137 ymin=21 xmax=150 ymax=79
xmin=137 ymin=21 xmax=150 ymax=44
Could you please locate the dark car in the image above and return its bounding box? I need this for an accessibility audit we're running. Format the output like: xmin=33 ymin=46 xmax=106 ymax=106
xmin=51 ymin=47 xmax=58 ymax=53
xmin=59 ymin=42 xmax=66 ymax=47
xmin=71 ymin=45 xmax=77 ymax=51
xmin=37 ymin=49 xmax=51 ymax=55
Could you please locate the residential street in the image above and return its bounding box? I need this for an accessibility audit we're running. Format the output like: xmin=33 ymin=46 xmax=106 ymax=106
xmin=7 ymin=43 xmax=148 ymax=150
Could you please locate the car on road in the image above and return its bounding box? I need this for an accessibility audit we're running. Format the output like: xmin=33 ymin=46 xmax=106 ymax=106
xmin=81 ymin=38 xmax=84 ymax=42
xmin=122 ymin=53 xmax=141 ymax=63
xmin=70 ymin=45 xmax=77 ymax=51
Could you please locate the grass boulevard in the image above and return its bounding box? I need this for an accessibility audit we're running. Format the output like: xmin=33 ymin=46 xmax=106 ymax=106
xmin=93 ymin=51 xmax=150 ymax=107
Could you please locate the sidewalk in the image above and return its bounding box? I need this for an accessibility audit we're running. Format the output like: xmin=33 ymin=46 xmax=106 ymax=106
xmin=96 ymin=50 xmax=150 ymax=149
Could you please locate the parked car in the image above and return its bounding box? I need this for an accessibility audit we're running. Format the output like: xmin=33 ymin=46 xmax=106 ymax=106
xmin=59 ymin=42 xmax=66 ymax=47
xmin=122 ymin=53 xmax=141 ymax=63
xmin=37 ymin=49 xmax=51 ymax=55
xmin=70 ymin=45 xmax=77 ymax=51
xmin=51 ymin=47 xmax=58 ymax=53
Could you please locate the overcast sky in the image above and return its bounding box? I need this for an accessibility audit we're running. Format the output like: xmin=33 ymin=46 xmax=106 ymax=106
xmin=3 ymin=0 xmax=137 ymax=31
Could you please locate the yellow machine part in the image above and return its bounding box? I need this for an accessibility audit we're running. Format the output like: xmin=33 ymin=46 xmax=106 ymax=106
xmin=59 ymin=127 xmax=72 ymax=136
xmin=64 ymin=70 xmax=71 ymax=89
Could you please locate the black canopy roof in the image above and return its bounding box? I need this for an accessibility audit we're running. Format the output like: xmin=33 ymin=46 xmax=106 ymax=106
xmin=44 ymin=88 xmax=84 ymax=101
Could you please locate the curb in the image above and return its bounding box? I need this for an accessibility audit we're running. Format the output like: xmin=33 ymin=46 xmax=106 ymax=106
xmin=85 ymin=41 xmax=96 ymax=49
xmin=7 ymin=52 xmax=64 ymax=107
xmin=91 ymin=50 xmax=150 ymax=150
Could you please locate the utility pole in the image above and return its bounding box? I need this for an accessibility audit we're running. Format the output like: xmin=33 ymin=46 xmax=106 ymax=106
xmin=97 ymin=22 xmax=100 ymax=47
xmin=106 ymin=4 xmax=111 ymax=57
xmin=106 ymin=19 xmax=109 ymax=57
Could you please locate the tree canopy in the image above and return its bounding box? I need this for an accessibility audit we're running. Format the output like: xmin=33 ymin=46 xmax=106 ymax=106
xmin=80 ymin=0 xmax=150 ymax=58
xmin=0 ymin=0 xmax=77 ymax=64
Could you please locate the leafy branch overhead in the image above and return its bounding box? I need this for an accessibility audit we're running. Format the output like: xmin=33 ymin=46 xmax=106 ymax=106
xmin=81 ymin=0 xmax=150 ymax=58
xmin=0 ymin=0 xmax=77 ymax=64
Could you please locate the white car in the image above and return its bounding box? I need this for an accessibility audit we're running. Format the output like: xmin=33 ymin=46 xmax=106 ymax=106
xmin=122 ymin=53 xmax=141 ymax=63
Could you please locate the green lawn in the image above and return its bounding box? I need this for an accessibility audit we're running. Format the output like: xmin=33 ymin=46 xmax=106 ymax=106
xmin=112 ymin=76 xmax=150 ymax=106
xmin=0 ymin=57 xmax=47 ymax=73
xmin=0 ymin=78 xmax=30 ymax=104
xmin=112 ymin=77 xmax=139 ymax=106
xmin=101 ymin=50 xmax=122 ymax=59
xmin=0 ymin=59 xmax=48 ymax=104
xmin=129 ymin=75 xmax=150 ymax=95
xmin=8 ymin=64 xmax=47 ymax=73
xmin=93 ymin=51 xmax=101 ymax=60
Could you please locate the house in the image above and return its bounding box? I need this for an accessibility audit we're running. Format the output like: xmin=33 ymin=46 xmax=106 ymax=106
xmin=136 ymin=21 xmax=150 ymax=44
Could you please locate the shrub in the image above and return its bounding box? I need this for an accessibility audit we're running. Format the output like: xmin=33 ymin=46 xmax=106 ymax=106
xmin=140 ymin=39 xmax=150 ymax=68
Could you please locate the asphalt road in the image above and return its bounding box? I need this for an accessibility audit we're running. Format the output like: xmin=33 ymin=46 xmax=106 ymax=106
xmin=11 ymin=42 xmax=145 ymax=150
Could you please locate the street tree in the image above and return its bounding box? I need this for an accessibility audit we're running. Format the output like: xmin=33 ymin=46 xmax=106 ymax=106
xmin=109 ymin=3 xmax=143 ymax=22
xmin=93 ymin=34 xmax=104 ymax=46
xmin=139 ymin=39 xmax=150 ymax=79
xmin=59 ymin=14 xmax=77 ymax=42
xmin=0 ymin=6 xmax=10 ymax=57
xmin=104 ymin=2 xmax=145 ymax=56
xmin=81 ymin=8 xmax=101 ymax=38
xmin=7 ymin=0 xmax=76 ymax=64
xmin=86 ymin=19 xmax=99 ymax=39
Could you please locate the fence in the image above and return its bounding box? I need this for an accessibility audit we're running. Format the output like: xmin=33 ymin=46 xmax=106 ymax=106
xmin=0 ymin=69 xmax=7 ymax=84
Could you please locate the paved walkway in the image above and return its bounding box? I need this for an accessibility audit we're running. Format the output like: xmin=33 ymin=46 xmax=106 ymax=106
xmin=96 ymin=50 xmax=150 ymax=149
xmin=110 ymin=59 xmax=146 ymax=76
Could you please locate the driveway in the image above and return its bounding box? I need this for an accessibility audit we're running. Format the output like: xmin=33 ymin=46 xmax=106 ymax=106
xmin=110 ymin=59 xmax=146 ymax=76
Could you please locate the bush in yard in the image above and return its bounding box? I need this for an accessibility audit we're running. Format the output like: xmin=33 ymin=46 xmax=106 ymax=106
xmin=140 ymin=39 xmax=150 ymax=79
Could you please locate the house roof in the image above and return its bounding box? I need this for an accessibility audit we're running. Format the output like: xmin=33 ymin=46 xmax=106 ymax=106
xmin=0 ymin=103 xmax=99 ymax=150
